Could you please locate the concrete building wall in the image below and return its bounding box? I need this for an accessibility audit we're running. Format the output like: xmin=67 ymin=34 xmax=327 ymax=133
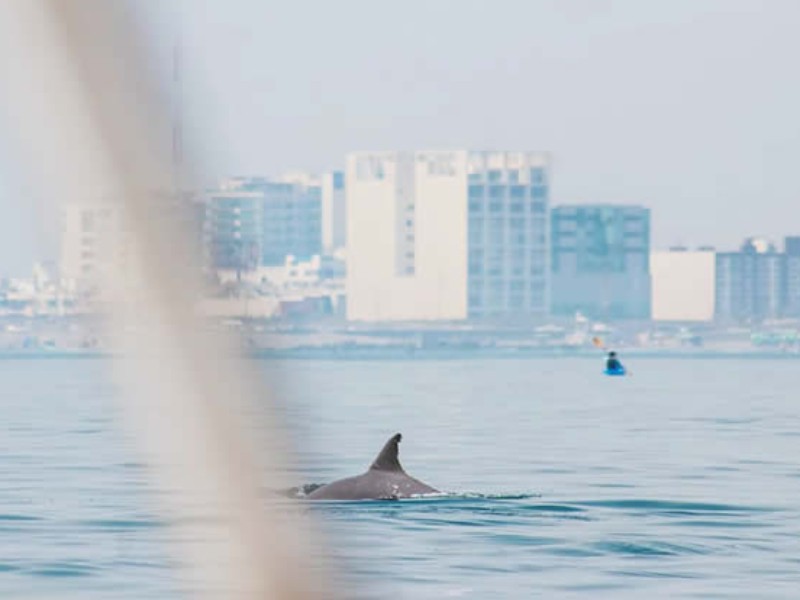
xmin=414 ymin=151 xmax=469 ymax=319
xmin=650 ymin=250 xmax=716 ymax=321
xmin=59 ymin=203 xmax=127 ymax=290
xmin=346 ymin=152 xmax=421 ymax=320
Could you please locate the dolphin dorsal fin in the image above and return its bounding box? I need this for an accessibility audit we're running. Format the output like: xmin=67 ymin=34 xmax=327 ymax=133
xmin=369 ymin=433 xmax=404 ymax=472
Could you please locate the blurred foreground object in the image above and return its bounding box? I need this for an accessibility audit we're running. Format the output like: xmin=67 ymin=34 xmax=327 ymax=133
xmin=0 ymin=1 xmax=332 ymax=598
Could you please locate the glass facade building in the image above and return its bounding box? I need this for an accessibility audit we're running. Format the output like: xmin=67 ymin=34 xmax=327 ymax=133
xmin=466 ymin=162 xmax=549 ymax=318
xmin=207 ymin=176 xmax=323 ymax=269
xmin=551 ymin=205 xmax=651 ymax=319
xmin=715 ymin=237 xmax=800 ymax=322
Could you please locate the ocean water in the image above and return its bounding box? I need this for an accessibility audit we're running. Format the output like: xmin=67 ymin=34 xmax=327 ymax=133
xmin=2 ymin=358 xmax=800 ymax=598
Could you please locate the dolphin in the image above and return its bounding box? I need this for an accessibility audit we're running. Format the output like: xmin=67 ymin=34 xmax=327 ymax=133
xmin=307 ymin=433 xmax=439 ymax=500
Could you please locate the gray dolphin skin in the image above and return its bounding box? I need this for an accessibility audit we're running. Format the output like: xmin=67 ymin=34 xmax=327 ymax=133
xmin=307 ymin=433 xmax=439 ymax=500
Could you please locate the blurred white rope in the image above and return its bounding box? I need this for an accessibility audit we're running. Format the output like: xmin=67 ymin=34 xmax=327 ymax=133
xmin=0 ymin=2 xmax=331 ymax=598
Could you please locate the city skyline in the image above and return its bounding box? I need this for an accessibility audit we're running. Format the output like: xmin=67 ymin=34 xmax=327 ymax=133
xmin=6 ymin=169 xmax=800 ymax=327
xmin=38 ymin=159 xmax=800 ymax=326
xmin=2 ymin=0 xmax=800 ymax=275
xmin=3 ymin=166 xmax=800 ymax=283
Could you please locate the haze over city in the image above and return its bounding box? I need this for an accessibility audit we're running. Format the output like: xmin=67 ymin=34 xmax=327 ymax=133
xmin=1 ymin=0 xmax=799 ymax=276
xmin=3 ymin=5 xmax=800 ymax=600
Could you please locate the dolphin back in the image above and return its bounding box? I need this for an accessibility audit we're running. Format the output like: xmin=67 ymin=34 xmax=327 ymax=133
xmin=306 ymin=433 xmax=439 ymax=500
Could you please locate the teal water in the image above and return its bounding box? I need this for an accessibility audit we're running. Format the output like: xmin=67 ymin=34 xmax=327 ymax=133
xmin=2 ymin=358 xmax=800 ymax=598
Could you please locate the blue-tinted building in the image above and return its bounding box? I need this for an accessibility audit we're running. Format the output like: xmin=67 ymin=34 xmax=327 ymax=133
xmin=715 ymin=237 xmax=797 ymax=322
xmin=206 ymin=191 xmax=263 ymax=271
xmin=551 ymin=205 xmax=651 ymax=319
xmin=786 ymin=236 xmax=800 ymax=318
xmin=208 ymin=176 xmax=323 ymax=269
xmin=466 ymin=156 xmax=550 ymax=319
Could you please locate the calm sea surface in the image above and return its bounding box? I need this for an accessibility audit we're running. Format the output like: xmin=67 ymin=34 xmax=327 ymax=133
xmin=2 ymin=358 xmax=800 ymax=598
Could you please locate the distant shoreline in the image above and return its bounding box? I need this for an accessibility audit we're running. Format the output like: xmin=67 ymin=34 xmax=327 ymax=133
xmin=1 ymin=347 xmax=798 ymax=361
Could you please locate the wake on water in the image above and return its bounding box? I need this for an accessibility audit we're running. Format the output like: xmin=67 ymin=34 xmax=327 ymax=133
xmin=279 ymin=484 xmax=543 ymax=502
xmin=277 ymin=486 xmax=777 ymax=526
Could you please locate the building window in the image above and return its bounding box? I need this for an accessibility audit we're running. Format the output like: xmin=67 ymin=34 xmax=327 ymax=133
xmin=530 ymin=281 xmax=545 ymax=294
xmin=469 ymin=227 xmax=483 ymax=245
xmin=489 ymin=185 xmax=505 ymax=199
xmin=487 ymin=169 xmax=502 ymax=183
xmin=426 ymin=155 xmax=457 ymax=176
xmin=333 ymin=171 xmax=345 ymax=189
xmin=469 ymin=185 xmax=485 ymax=198
xmin=356 ymin=157 xmax=386 ymax=181
xmin=529 ymin=168 xmax=546 ymax=185
xmin=510 ymin=185 xmax=525 ymax=199
xmin=510 ymin=202 xmax=524 ymax=213
xmin=531 ymin=186 xmax=547 ymax=199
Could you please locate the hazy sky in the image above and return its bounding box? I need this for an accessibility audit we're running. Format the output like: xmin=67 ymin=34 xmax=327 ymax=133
xmin=1 ymin=0 xmax=799 ymax=276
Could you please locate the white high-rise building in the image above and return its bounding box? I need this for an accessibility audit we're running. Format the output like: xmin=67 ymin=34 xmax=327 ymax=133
xmin=61 ymin=194 xmax=205 ymax=292
xmin=346 ymin=150 xmax=551 ymax=321
xmin=59 ymin=203 xmax=128 ymax=290
xmin=650 ymin=248 xmax=716 ymax=322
